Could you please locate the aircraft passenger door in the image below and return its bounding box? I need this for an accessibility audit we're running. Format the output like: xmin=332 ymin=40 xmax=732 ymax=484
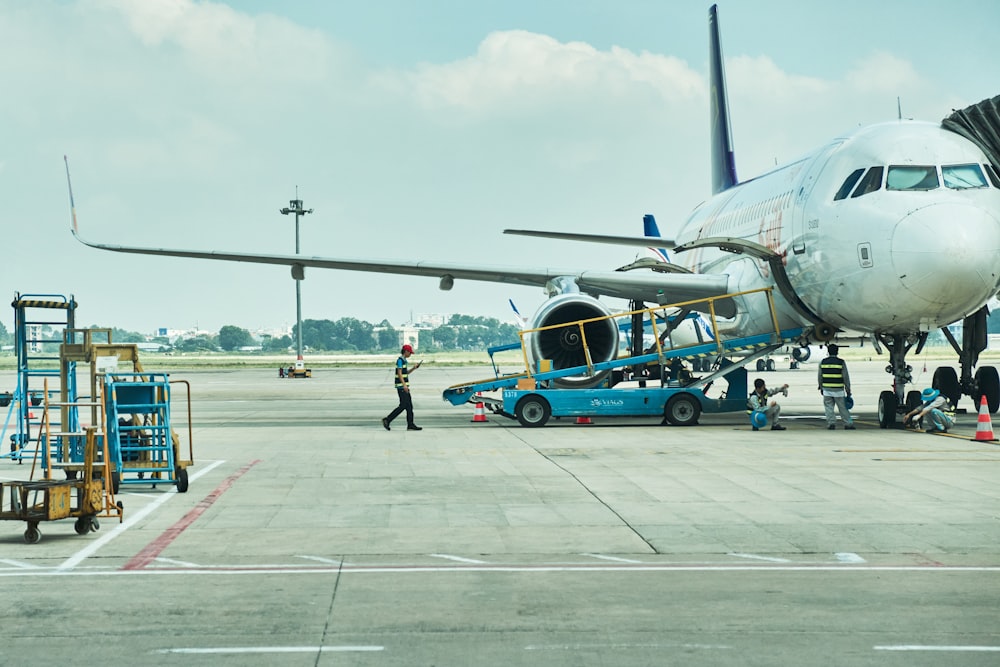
xmin=791 ymin=142 xmax=842 ymax=255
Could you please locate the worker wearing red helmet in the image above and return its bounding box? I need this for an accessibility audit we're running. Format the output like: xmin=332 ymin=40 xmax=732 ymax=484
xmin=382 ymin=344 xmax=423 ymax=431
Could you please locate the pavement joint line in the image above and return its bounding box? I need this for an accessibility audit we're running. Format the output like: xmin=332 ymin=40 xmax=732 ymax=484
xmin=54 ymin=459 xmax=226 ymax=573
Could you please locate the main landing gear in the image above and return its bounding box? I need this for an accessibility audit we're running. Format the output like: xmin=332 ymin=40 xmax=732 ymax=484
xmin=875 ymin=308 xmax=1000 ymax=429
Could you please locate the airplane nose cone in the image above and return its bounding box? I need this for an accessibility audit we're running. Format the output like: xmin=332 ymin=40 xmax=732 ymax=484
xmin=892 ymin=202 xmax=1000 ymax=309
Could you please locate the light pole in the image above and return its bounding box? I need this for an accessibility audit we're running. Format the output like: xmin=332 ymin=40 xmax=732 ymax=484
xmin=280 ymin=190 xmax=313 ymax=370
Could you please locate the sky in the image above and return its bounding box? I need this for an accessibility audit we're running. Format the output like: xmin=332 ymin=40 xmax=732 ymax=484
xmin=2 ymin=0 xmax=998 ymax=336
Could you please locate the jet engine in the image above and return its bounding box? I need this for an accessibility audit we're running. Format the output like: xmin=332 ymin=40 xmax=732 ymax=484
xmin=525 ymin=293 xmax=619 ymax=388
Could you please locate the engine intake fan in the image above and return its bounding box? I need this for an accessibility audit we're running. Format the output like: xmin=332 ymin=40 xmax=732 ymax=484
xmin=526 ymin=294 xmax=619 ymax=388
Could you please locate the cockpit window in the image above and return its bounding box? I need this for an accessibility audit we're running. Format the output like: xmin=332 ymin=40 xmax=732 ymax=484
xmin=942 ymin=164 xmax=988 ymax=189
xmin=886 ymin=165 xmax=939 ymax=191
xmin=850 ymin=166 xmax=883 ymax=198
xmin=833 ymin=168 xmax=865 ymax=201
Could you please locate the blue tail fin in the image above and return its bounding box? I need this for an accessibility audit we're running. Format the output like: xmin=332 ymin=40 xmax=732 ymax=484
xmin=709 ymin=4 xmax=738 ymax=194
xmin=642 ymin=214 xmax=671 ymax=263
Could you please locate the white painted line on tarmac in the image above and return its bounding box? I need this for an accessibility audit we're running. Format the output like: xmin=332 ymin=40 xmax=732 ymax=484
xmin=296 ymin=555 xmax=342 ymax=565
xmin=0 ymin=558 xmax=40 ymax=569
xmin=430 ymin=553 xmax=488 ymax=564
xmin=5 ymin=563 xmax=1000 ymax=579
xmin=728 ymin=552 xmax=792 ymax=563
xmin=526 ymin=642 xmax=731 ymax=651
xmin=581 ymin=553 xmax=644 ymax=564
xmin=835 ymin=552 xmax=866 ymax=563
xmin=874 ymin=645 xmax=1000 ymax=652
xmin=155 ymin=646 xmax=384 ymax=654
xmin=54 ymin=459 xmax=226 ymax=573
xmin=154 ymin=557 xmax=200 ymax=567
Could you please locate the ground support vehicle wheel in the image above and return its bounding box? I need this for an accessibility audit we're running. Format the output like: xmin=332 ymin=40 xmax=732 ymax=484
xmin=664 ymin=393 xmax=701 ymax=426
xmin=24 ymin=523 xmax=40 ymax=544
xmin=515 ymin=395 xmax=551 ymax=427
xmin=175 ymin=467 xmax=189 ymax=493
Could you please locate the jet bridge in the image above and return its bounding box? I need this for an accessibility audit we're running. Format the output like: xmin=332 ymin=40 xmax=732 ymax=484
xmin=942 ymin=94 xmax=1000 ymax=173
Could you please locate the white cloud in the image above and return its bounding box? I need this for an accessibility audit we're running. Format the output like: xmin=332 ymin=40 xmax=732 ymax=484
xmin=91 ymin=0 xmax=335 ymax=84
xmin=391 ymin=30 xmax=703 ymax=114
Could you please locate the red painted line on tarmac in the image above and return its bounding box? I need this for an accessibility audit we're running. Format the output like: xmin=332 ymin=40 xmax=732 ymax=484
xmin=122 ymin=460 xmax=261 ymax=571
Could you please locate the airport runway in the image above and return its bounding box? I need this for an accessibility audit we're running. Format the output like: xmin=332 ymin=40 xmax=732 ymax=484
xmin=1 ymin=360 xmax=998 ymax=666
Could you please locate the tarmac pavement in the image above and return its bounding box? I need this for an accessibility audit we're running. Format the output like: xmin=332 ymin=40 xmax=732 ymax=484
xmin=0 ymin=360 xmax=998 ymax=666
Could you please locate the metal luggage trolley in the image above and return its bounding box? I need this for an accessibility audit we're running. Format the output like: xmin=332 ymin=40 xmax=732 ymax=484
xmin=0 ymin=379 xmax=123 ymax=544
xmin=104 ymin=373 xmax=191 ymax=494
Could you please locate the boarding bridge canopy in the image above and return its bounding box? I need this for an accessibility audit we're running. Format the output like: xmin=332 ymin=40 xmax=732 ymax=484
xmin=942 ymin=94 xmax=1000 ymax=172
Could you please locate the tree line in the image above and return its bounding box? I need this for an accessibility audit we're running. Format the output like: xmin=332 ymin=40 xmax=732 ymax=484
xmin=8 ymin=316 xmax=522 ymax=353
xmin=5 ymin=310 xmax=1000 ymax=352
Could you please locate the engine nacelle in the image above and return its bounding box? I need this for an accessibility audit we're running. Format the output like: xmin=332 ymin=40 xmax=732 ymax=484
xmin=525 ymin=294 xmax=619 ymax=388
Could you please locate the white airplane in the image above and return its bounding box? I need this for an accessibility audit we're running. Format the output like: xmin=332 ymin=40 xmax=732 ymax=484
xmin=67 ymin=5 xmax=1000 ymax=426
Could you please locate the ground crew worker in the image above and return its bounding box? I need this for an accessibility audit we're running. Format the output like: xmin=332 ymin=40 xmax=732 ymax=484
xmin=749 ymin=378 xmax=789 ymax=431
xmin=382 ymin=344 xmax=422 ymax=431
xmin=818 ymin=343 xmax=855 ymax=429
xmin=902 ymin=387 xmax=954 ymax=433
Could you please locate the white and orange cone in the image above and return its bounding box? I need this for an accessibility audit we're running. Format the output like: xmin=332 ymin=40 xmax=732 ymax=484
xmin=471 ymin=401 xmax=488 ymax=423
xmin=974 ymin=395 xmax=996 ymax=442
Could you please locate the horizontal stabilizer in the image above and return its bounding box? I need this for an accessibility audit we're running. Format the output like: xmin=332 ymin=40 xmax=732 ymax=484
xmin=505 ymin=229 xmax=676 ymax=249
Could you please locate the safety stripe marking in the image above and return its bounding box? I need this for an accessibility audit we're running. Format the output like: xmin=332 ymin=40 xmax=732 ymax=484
xmin=56 ymin=459 xmax=226 ymax=572
xmin=122 ymin=460 xmax=261 ymax=571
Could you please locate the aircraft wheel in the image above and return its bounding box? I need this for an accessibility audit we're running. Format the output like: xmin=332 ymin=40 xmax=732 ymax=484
xmin=905 ymin=390 xmax=922 ymax=412
xmin=766 ymin=359 xmax=776 ymax=372
xmin=974 ymin=366 xmax=1000 ymax=413
xmin=932 ymin=366 xmax=960 ymax=408
xmin=664 ymin=393 xmax=701 ymax=426
xmin=515 ymin=395 xmax=551 ymax=428
xmin=878 ymin=390 xmax=897 ymax=429
xmin=755 ymin=359 xmax=766 ymax=371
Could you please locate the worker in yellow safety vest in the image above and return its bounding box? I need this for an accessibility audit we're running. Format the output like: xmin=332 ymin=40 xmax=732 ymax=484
xmin=817 ymin=343 xmax=855 ymax=430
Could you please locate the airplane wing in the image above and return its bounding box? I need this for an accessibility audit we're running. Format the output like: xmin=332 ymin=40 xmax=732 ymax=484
xmin=64 ymin=157 xmax=730 ymax=311
xmin=70 ymin=230 xmax=730 ymax=306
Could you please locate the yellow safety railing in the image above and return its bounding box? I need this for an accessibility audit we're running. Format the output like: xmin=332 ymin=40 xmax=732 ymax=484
xmin=516 ymin=287 xmax=784 ymax=378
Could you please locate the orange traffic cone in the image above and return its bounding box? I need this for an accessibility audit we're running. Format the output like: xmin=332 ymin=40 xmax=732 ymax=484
xmin=471 ymin=401 xmax=488 ymax=423
xmin=974 ymin=395 xmax=996 ymax=441
xmin=575 ymin=416 xmax=593 ymax=424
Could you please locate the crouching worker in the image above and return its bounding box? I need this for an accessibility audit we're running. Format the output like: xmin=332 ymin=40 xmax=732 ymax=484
xmin=749 ymin=378 xmax=789 ymax=431
xmin=903 ymin=387 xmax=954 ymax=433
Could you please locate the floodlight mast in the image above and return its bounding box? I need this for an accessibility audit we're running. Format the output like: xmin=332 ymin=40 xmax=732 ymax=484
xmin=279 ymin=188 xmax=313 ymax=368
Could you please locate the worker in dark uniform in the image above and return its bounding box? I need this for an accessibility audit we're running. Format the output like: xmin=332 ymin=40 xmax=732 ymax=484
xmin=818 ymin=344 xmax=855 ymax=429
xmin=382 ymin=344 xmax=422 ymax=431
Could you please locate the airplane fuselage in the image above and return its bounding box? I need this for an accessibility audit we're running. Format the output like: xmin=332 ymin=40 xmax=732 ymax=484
xmin=675 ymin=121 xmax=1000 ymax=338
